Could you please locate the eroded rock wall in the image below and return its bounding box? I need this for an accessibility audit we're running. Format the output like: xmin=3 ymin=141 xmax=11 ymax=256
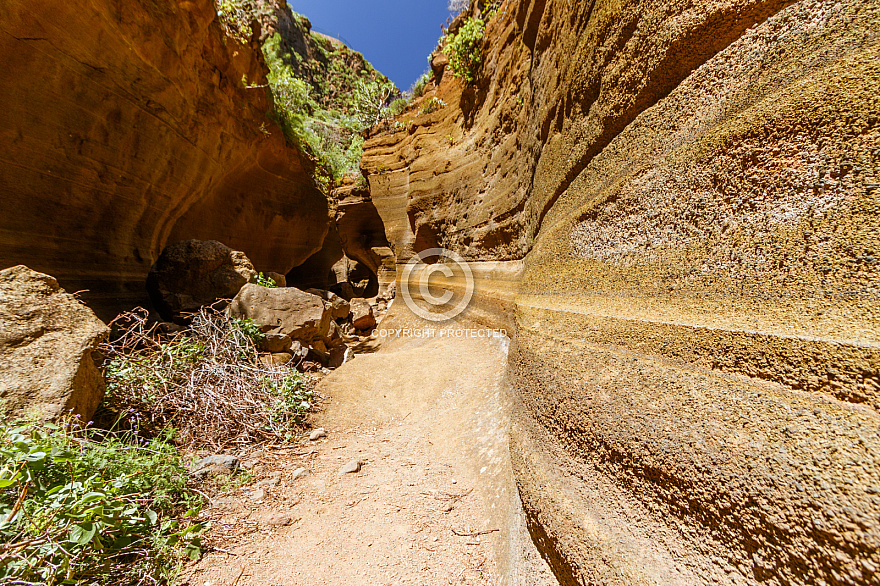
xmin=363 ymin=0 xmax=880 ymax=583
xmin=0 ymin=0 xmax=329 ymax=320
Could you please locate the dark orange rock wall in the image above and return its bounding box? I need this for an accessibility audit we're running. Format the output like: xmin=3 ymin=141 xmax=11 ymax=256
xmin=363 ymin=0 xmax=880 ymax=583
xmin=0 ymin=0 xmax=329 ymax=320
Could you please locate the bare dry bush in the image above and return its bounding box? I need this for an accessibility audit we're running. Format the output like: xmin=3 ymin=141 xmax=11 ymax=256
xmin=100 ymin=307 xmax=316 ymax=450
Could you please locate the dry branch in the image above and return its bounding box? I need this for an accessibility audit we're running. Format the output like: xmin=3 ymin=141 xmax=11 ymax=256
xmin=100 ymin=307 xmax=317 ymax=449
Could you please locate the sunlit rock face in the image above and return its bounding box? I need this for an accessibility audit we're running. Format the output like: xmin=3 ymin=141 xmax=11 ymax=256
xmin=363 ymin=0 xmax=880 ymax=583
xmin=0 ymin=0 xmax=329 ymax=320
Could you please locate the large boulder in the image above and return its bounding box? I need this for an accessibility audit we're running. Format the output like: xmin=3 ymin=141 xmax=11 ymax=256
xmin=228 ymin=284 xmax=332 ymax=343
xmin=0 ymin=266 xmax=109 ymax=421
xmin=147 ymin=240 xmax=257 ymax=322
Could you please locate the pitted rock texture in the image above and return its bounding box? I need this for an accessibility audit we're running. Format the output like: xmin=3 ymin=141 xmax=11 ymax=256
xmin=363 ymin=0 xmax=880 ymax=584
xmin=0 ymin=0 xmax=328 ymax=320
xmin=0 ymin=266 xmax=109 ymax=422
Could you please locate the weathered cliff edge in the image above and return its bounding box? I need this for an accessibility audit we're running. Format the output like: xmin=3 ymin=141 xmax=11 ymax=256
xmin=0 ymin=0 xmax=328 ymax=320
xmin=363 ymin=0 xmax=880 ymax=583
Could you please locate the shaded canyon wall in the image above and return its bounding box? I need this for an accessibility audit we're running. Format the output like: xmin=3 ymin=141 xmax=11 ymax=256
xmin=0 ymin=0 xmax=329 ymax=320
xmin=362 ymin=0 xmax=880 ymax=584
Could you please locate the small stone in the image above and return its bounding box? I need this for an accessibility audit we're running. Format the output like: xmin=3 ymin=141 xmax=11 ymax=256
xmin=309 ymin=428 xmax=327 ymax=441
xmin=328 ymin=345 xmax=353 ymax=368
xmin=442 ymin=502 xmax=454 ymax=513
xmin=290 ymin=467 xmax=309 ymax=482
xmin=339 ymin=460 xmax=362 ymax=475
xmin=259 ymin=352 xmax=293 ymax=367
xmin=265 ymin=513 xmax=292 ymax=526
xmin=256 ymin=477 xmax=281 ymax=488
xmin=250 ymin=488 xmax=266 ymax=501
xmin=190 ymin=454 xmax=239 ymax=479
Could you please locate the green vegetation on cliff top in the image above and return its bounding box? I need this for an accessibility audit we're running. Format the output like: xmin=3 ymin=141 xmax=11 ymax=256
xmin=216 ymin=1 xmax=399 ymax=189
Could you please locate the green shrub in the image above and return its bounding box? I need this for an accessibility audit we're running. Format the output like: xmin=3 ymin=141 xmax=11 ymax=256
xmin=0 ymin=420 xmax=204 ymax=585
xmin=255 ymin=272 xmax=277 ymax=288
xmin=268 ymin=70 xmax=312 ymax=118
xmin=352 ymin=78 xmax=397 ymax=129
xmin=443 ymin=17 xmax=486 ymax=84
xmin=483 ymin=0 xmax=502 ymax=21
xmin=421 ymin=96 xmax=447 ymax=115
xmin=388 ymin=97 xmax=408 ymax=117
xmin=261 ymin=33 xmax=376 ymax=187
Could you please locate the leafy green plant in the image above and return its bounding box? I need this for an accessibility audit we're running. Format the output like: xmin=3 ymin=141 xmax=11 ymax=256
xmin=0 ymin=420 xmax=205 ymax=585
xmin=409 ymin=71 xmax=433 ymax=100
xmin=352 ymin=78 xmax=397 ymax=129
xmin=229 ymin=316 xmax=266 ymax=359
xmin=443 ymin=17 xmax=486 ymax=84
xmin=214 ymin=0 xmax=255 ymax=43
xmin=387 ymin=97 xmax=408 ymax=117
xmin=421 ymin=96 xmax=447 ymax=115
xmin=266 ymin=372 xmax=313 ymax=432
xmin=255 ymin=272 xmax=278 ymax=288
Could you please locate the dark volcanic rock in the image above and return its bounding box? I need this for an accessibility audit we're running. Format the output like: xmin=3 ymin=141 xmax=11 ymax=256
xmin=147 ymin=240 xmax=256 ymax=322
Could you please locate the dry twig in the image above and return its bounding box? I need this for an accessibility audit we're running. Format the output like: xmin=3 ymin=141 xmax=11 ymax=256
xmin=100 ymin=307 xmax=318 ymax=449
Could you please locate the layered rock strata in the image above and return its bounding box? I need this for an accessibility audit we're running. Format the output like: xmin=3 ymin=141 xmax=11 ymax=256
xmin=0 ymin=0 xmax=328 ymax=320
xmin=363 ymin=0 xmax=880 ymax=583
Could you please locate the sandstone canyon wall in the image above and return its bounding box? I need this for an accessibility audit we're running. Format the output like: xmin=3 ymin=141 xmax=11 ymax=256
xmin=0 ymin=0 xmax=329 ymax=320
xmin=363 ymin=0 xmax=880 ymax=584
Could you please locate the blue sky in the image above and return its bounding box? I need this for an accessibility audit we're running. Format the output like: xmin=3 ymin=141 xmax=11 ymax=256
xmin=289 ymin=0 xmax=452 ymax=89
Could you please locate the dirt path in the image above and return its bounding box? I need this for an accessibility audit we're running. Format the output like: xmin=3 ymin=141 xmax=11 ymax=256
xmin=182 ymin=308 xmax=555 ymax=586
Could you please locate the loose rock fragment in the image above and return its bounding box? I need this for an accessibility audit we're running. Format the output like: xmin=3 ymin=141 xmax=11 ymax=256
xmin=291 ymin=467 xmax=310 ymax=482
xmin=339 ymin=460 xmax=362 ymax=475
